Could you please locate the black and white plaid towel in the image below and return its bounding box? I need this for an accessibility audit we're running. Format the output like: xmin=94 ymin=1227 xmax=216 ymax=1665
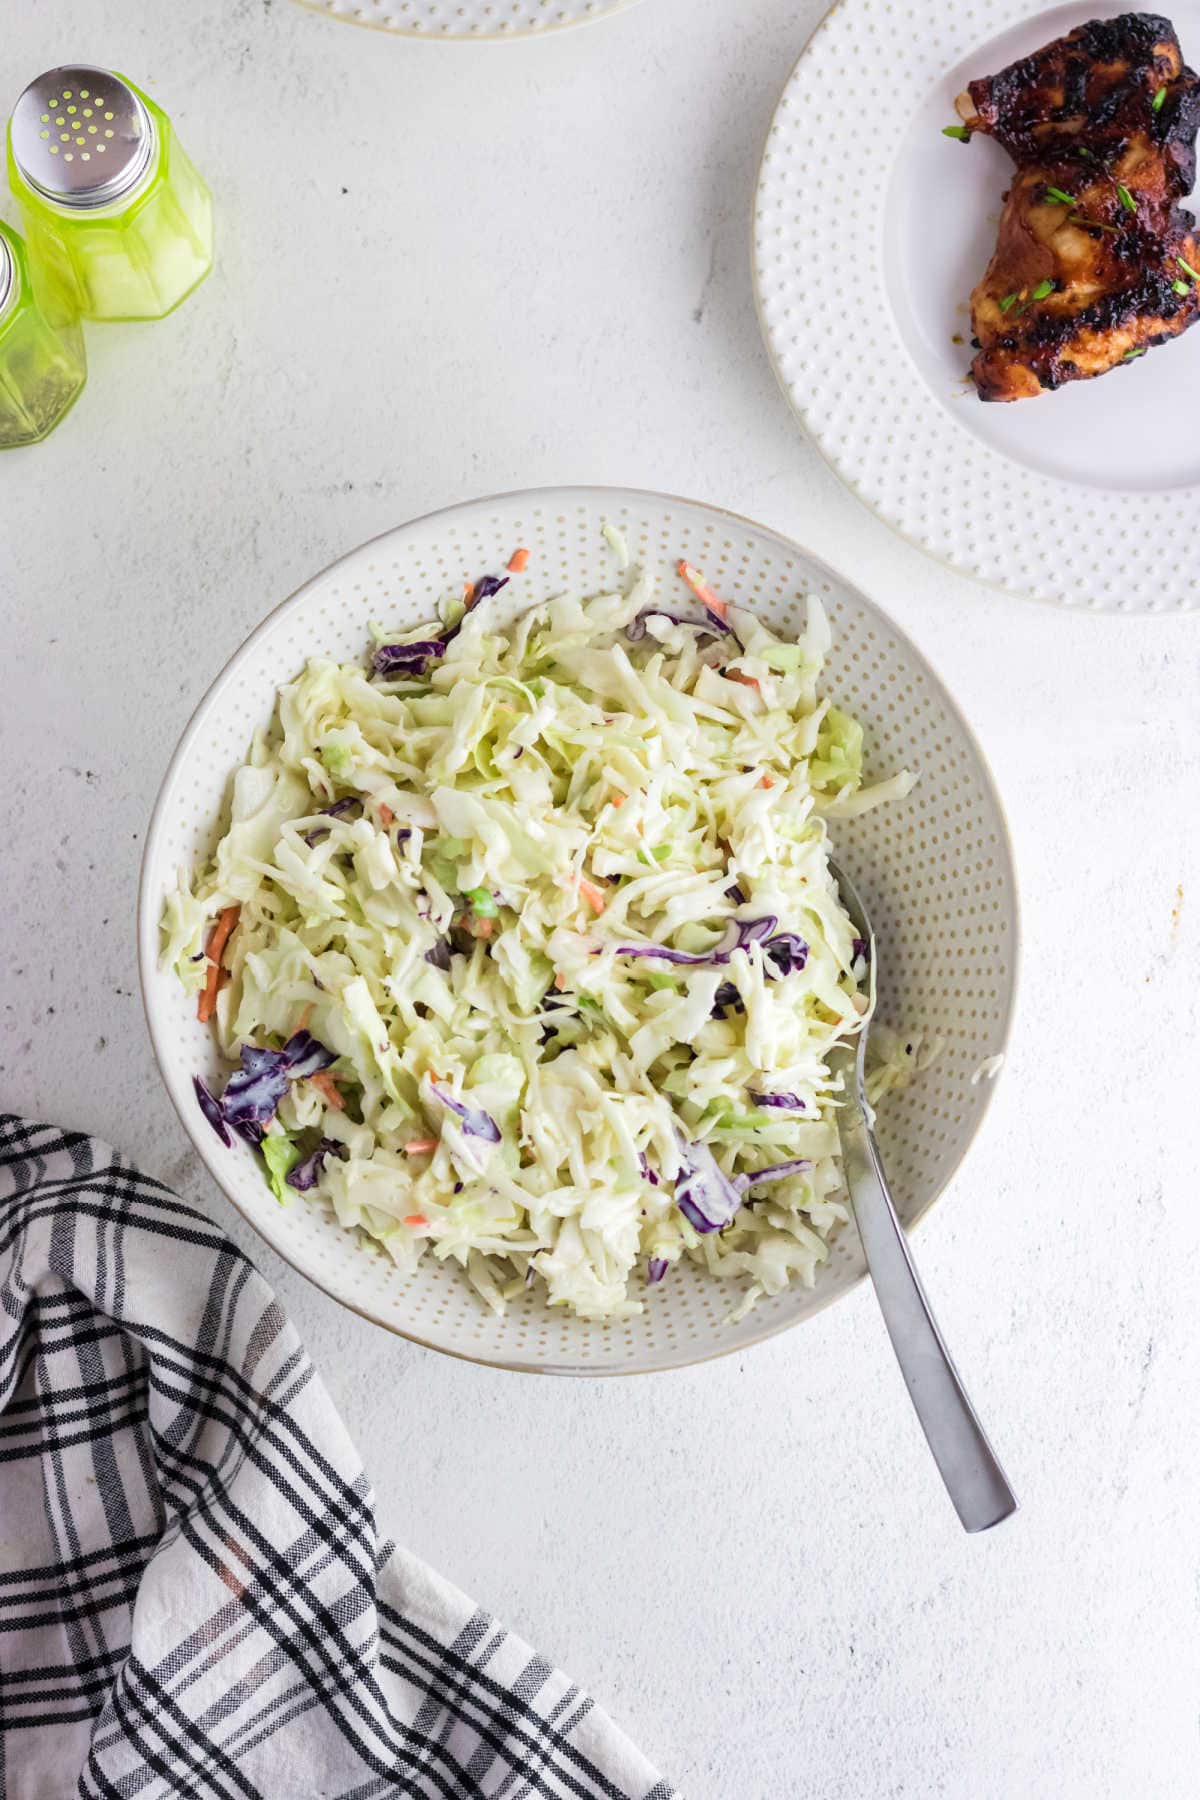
xmin=0 ymin=1117 xmax=676 ymax=1800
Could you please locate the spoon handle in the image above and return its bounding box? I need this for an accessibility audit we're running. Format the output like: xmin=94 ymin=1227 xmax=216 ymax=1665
xmin=837 ymin=1094 xmax=1017 ymax=1533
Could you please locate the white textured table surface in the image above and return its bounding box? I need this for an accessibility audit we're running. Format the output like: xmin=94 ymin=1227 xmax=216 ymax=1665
xmin=3 ymin=2 xmax=1199 ymax=1795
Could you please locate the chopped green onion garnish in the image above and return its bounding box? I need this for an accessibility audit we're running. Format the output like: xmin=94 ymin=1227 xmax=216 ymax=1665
xmin=998 ymin=293 xmax=1019 ymax=313
xmin=1044 ymin=186 xmax=1076 ymax=206
xmin=1177 ymin=256 xmax=1199 ymax=282
xmin=1117 ymin=184 xmax=1137 ymax=213
xmin=1153 ymin=86 xmax=1167 ymax=113
xmin=463 ymin=886 xmax=498 ymax=917
xmin=1173 ymin=278 xmax=1191 ymax=295
xmin=1030 ymin=278 xmax=1055 ymax=300
xmin=1122 ymin=348 xmax=1146 ymax=361
xmin=942 ymin=124 xmax=971 ymax=140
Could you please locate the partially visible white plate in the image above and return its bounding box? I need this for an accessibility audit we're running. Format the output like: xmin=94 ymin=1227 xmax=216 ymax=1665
xmin=291 ymin=0 xmax=640 ymax=37
xmin=138 ymin=487 xmax=1018 ymax=1374
xmin=754 ymin=0 xmax=1200 ymax=612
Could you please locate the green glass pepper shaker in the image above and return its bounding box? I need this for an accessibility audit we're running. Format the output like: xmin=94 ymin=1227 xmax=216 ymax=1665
xmin=7 ymin=66 xmax=213 ymax=322
xmin=0 ymin=218 xmax=86 ymax=448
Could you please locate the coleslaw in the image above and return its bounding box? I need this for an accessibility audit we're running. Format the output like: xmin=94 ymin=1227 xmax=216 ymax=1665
xmin=163 ymin=547 xmax=916 ymax=1321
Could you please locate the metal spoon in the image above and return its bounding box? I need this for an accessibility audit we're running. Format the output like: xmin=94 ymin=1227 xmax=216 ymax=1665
xmin=828 ymin=860 xmax=1017 ymax=1534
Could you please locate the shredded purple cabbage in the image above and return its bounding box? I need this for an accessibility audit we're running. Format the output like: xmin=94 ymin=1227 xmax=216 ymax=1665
xmin=193 ymin=1076 xmax=230 ymax=1147
xmin=303 ymin=796 xmax=361 ymax=846
xmin=424 ymin=938 xmax=452 ymax=971
xmin=614 ymin=942 xmax=718 ymax=966
xmin=712 ymin=981 xmax=744 ymax=1014
xmin=626 ymin=606 xmax=729 ymax=642
xmin=851 ymin=936 xmax=869 ymax=962
xmin=733 ymin=1158 xmax=812 ymax=1193
xmin=372 ymin=639 xmax=447 ymax=679
xmin=286 ymin=1138 xmax=340 ymax=1192
xmin=282 ymin=1031 xmax=340 ymax=1080
xmin=673 ymin=1134 xmax=743 ymax=1234
xmin=748 ymin=1091 xmax=805 ymax=1110
xmin=738 ymin=917 xmax=778 ymax=946
xmin=429 ymin=1080 xmax=501 ymax=1143
xmin=725 ymin=883 xmax=746 ymax=904
xmin=219 ymin=1046 xmax=290 ymax=1144
xmin=615 ymin=916 xmax=777 ymax=968
xmin=765 ymin=932 xmax=809 ymax=976
xmin=647 ymin=1257 xmax=670 ymax=1285
xmin=373 ymin=576 xmax=508 ymax=682
xmin=638 ymin=1151 xmax=660 ymax=1188
xmin=471 ymin=573 xmax=510 ymax=605
xmin=207 ymin=1032 xmax=338 ymax=1147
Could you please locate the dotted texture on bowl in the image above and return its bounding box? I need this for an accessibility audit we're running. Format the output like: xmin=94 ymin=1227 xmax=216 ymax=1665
xmin=290 ymin=0 xmax=640 ymax=38
xmin=753 ymin=0 xmax=1200 ymax=613
xmin=139 ymin=488 xmax=1018 ymax=1374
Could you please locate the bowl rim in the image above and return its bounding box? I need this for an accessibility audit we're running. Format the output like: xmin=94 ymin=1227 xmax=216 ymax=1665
xmin=137 ymin=483 xmax=1022 ymax=1376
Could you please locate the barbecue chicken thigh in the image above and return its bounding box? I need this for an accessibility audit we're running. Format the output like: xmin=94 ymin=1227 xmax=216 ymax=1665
xmin=956 ymin=12 xmax=1200 ymax=401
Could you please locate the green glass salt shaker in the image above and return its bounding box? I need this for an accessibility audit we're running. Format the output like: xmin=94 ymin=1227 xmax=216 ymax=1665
xmin=0 ymin=218 xmax=86 ymax=448
xmin=7 ymin=66 xmax=212 ymax=322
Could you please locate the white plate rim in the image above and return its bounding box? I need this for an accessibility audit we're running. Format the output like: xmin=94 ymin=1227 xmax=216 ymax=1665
xmin=752 ymin=0 xmax=1200 ymax=614
xmin=137 ymin=484 xmax=1022 ymax=1374
xmin=289 ymin=0 xmax=643 ymax=41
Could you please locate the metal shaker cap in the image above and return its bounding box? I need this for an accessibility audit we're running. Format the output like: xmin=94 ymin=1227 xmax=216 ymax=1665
xmin=10 ymin=67 xmax=155 ymax=210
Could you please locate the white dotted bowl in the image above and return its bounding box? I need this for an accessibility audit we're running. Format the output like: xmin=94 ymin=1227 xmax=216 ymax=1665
xmin=289 ymin=0 xmax=640 ymax=39
xmin=754 ymin=0 xmax=1200 ymax=611
xmin=138 ymin=488 xmax=1019 ymax=1374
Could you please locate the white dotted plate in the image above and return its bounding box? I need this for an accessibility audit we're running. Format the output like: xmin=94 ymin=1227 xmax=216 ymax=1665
xmin=754 ymin=1 xmax=1200 ymax=611
xmin=138 ymin=488 xmax=1019 ymax=1374
xmin=290 ymin=0 xmax=640 ymax=38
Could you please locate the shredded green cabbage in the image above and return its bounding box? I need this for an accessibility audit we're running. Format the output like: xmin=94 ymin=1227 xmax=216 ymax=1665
xmin=166 ymin=546 xmax=917 ymax=1321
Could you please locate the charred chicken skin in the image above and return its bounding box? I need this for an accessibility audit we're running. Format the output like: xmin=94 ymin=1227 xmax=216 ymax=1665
xmin=955 ymin=13 xmax=1200 ymax=400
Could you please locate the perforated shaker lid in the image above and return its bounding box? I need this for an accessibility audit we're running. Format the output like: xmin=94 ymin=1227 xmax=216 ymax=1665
xmin=9 ymin=67 xmax=155 ymax=209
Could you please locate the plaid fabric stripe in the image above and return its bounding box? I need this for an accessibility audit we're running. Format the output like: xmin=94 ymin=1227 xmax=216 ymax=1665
xmin=0 ymin=1118 xmax=676 ymax=1800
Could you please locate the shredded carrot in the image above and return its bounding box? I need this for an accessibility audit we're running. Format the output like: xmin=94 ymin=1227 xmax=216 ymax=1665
xmin=378 ymin=802 xmax=394 ymax=826
xmin=760 ymin=775 xmax=775 ymax=789
xmin=507 ymin=547 xmax=530 ymax=572
xmin=310 ymin=1071 xmax=344 ymax=1111
xmin=404 ymin=1213 xmax=431 ymax=1229
xmin=297 ymin=1004 xmax=314 ymax=1032
xmin=403 ymin=1140 xmax=438 ymax=1156
xmin=462 ymin=578 xmax=475 ymax=604
xmin=677 ymin=559 xmax=727 ymax=619
xmin=554 ymin=972 xmax=567 ymax=991
xmin=727 ymin=670 xmax=760 ymax=689
xmin=576 ymin=876 xmax=606 ymax=915
xmin=465 ymin=916 xmax=493 ymax=939
xmin=197 ymin=906 xmax=240 ymax=1024
xmin=610 ymin=792 xmax=626 ymax=807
